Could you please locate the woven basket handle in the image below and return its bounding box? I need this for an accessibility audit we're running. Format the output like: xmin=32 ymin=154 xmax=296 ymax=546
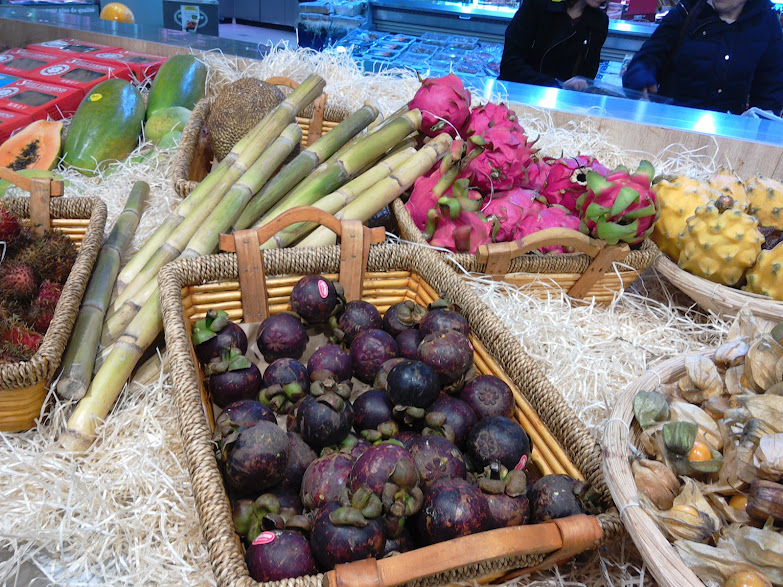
xmin=0 ymin=166 xmax=63 ymax=236
xmin=266 ymin=76 xmax=328 ymax=146
xmin=476 ymin=227 xmax=631 ymax=300
xmin=324 ymin=514 xmax=602 ymax=587
xmin=219 ymin=206 xmax=385 ymax=323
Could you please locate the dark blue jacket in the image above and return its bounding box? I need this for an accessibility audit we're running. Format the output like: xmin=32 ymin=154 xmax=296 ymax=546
xmin=622 ymin=0 xmax=783 ymax=114
xmin=499 ymin=0 xmax=609 ymax=87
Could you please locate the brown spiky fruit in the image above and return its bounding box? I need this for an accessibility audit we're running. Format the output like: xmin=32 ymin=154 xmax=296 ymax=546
xmin=16 ymin=230 xmax=77 ymax=284
xmin=0 ymin=319 xmax=43 ymax=358
xmin=0 ymin=261 xmax=39 ymax=301
xmin=34 ymin=281 xmax=63 ymax=307
xmin=0 ymin=205 xmax=21 ymax=243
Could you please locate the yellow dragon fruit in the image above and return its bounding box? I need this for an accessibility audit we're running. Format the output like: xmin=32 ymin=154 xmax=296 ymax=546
xmin=745 ymin=175 xmax=783 ymax=229
xmin=677 ymin=196 xmax=763 ymax=286
xmin=651 ymin=177 xmax=720 ymax=262
xmin=744 ymin=242 xmax=783 ymax=300
xmin=708 ymin=168 xmax=748 ymax=210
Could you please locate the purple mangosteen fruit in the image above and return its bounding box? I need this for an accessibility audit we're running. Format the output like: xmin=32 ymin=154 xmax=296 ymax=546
xmin=320 ymin=433 xmax=372 ymax=460
xmin=383 ymin=300 xmax=426 ymax=337
xmin=285 ymin=397 xmax=305 ymax=433
xmin=416 ymin=477 xmax=491 ymax=544
xmin=465 ymin=416 xmax=531 ymax=473
xmin=258 ymin=357 xmax=309 ymax=414
xmin=256 ymin=313 xmax=308 ymax=363
xmin=387 ymin=360 xmax=441 ymax=423
xmin=396 ymin=430 xmax=420 ymax=450
xmin=204 ymin=347 xmax=262 ymax=408
xmin=417 ymin=330 xmax=473 ymax=385
xmin=245 ymin=529 xmax=318 ymax=582
xmin=267 ymin=485 xmax=303 ymax=514
xmin=191 ymin=309 xmax=247 ymax=364
xmin=331 ymin=300 xmax=382 ymax=345
xmin=282 ymin=431 xmax=317 ymax=491
xmin=477 ymin=463 xmax=530 ymax=528
xmin=232 ymin=493 xmax=298 ymax=542
xmin=309 ymin=376 xmax=353 ymax=401
xmin=382 ymin=527 xmax=416 ymax=556
xmin=300 ymin=451 xmax=355 ymax=510
xmin=296 ymin=393 xmax=354 ymax=450
xmin=396 ymin=328 xmax=424 ymax=360
xmin=307 ymin=344 xmax=353 ymax=382
xmin=419 ymin=300 xmax=469 ymax=337
xmin=460 ymin=375 xmax=515 ymax=420
xmin=406 ymin=434 xmax=467 ymax=489
xmin=424 ymin=394 xmax=477 ymax=448
xmin=224 ymin=420 xmax=290 ymax=495
xmin=309 ymin=499 xmax=385 ymax=569
xmin=352 ymin=389 xmax=399 ymax=442
xmin=373 ymin=357 xmax=407 ymax=391
xmin=212 ymin=400 xmax=276 ymax=464
xmin=290 ymin=275 xmax=344 ymax=324
xmin=530 ymin=474 xmax=593 ymax=523
xmin=350 ymin=328 xmax=399 ymax=383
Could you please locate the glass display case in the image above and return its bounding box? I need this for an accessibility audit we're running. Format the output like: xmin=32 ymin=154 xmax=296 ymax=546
xmin=0 ymin=0 xmax=98 ymax=17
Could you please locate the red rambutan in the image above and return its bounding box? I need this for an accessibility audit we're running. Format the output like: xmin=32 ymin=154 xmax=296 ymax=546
xmin=0 ymin=261 xmax=39 ymax=301
xmin=0 ymin=205 xmax=20 ymax=244
xmin=0 ymin=321 xmax=43 ymax=356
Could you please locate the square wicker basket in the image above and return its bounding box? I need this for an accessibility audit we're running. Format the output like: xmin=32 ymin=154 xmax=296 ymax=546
xmin=158 ymin=207 xmax=622 ymax=587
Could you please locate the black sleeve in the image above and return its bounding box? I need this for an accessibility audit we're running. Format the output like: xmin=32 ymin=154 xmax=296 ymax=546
xmin=749 ymin=13 xmax=783 ymax=114
xmin=623 ymin=2 xmax=687 ymax=90
xmin=582 ymin=12 xmax=609 ymax=79
xmin=498 ymin=0 xmax=561 ymax=87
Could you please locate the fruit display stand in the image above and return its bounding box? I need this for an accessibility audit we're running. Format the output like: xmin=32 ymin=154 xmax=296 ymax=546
xmin=158 ymin=207 xmax=620 ymax=587
xmin=0 ymin=167 xmax=106 ymax=431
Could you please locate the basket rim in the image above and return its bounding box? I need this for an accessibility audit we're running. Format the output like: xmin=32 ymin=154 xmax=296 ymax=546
xmin=0 ymin=196 xmax=107 ymax=391
xmin=158 ymin=243 xmax=622 ymax=587
xmin=602 ymin=351 xmax=714 ymax=587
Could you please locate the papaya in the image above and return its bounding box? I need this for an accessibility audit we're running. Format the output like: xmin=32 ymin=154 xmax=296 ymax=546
xmin=144 ymin=106 xmax=191 ymax=145
xmin=63 ymin=79 xmax=145 ymax=176
xmin=0 ymin=119 xmax=63 ymax=171
xmin=146 ymin=55 xmax=207 ymax=120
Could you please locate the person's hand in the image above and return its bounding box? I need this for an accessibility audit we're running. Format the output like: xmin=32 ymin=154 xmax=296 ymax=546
xmin=562 ymin=76 xmax=590 ymax=91
xmin=640 ymin=84 xmax=658 ymax=99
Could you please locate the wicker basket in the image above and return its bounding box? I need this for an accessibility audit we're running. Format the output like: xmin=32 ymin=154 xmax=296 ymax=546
xmin=0 ymin=170 xmax=107 ymax=432
xmin=655 ymin=254 xmax=783 ymax=322
xmin=158 ymin=207 xmax=623 ymax=587
xmin=392 ymin=199 xmax=659 ymax=302
xmin=171 ymin=76 xmax=352 ymax=199
xmin=602 ymin=352 xmax=714 ymax=587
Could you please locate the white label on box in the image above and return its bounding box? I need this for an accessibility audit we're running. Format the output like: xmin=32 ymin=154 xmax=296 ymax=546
xmin=40 ymin=64 xmax=71 ymax=76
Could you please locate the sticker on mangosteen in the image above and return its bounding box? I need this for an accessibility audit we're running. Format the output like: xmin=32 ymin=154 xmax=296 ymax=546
xmin=317 ymin=280 xmax=329 ymax=299
xmin=514 ymin=454 xmax=528 ymax=471
xmin=251 ymin=531 xmax=276 ymax=546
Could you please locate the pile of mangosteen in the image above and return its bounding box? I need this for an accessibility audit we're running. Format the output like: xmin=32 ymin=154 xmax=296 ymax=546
xmin=191 ymin=274 xmax=597 ymax=582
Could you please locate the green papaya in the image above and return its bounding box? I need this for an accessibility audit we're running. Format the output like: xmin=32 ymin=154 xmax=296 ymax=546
xmin=144 ymin=106 xmax=191 ymax=145
xmin=146 ymin=55 xmax=207 ymax=120
xmin=63 ymin=79 xmax=144 ymax=176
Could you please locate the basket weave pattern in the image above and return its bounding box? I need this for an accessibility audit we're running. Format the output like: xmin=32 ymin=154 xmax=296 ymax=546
xmin=159 ymin=243 xmax=622 ymax=587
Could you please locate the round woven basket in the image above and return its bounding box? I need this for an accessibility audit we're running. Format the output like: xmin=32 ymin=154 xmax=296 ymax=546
xmin=602 ymin=352 xmax=714 ymax=587
xmin=655 ymin=255 xmax=783 ymax=322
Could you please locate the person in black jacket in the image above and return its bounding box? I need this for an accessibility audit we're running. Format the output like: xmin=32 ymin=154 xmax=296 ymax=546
xmin=498 ymin=0 xmax=609 ymax=90
xmin=622 ymin=0 xmax=783 ymax=114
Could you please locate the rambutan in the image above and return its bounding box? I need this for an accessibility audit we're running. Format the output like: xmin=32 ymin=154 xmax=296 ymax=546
xmin=0 ymin=205 xmax=20 ymax=244
xmin=16 ymin=230 xmax=77 ymax=284
xmin=0 ymin=261 xmax=39 ymax=301
xmin=0 ymin=347 xmax=26 ymax=364
xmin=35 ymin=280 xmax=63 ymax=307
xmin=29 ymin=303 xmax=56 ymax=334
xmin=0 ymin=320 xmax=43 ymax=357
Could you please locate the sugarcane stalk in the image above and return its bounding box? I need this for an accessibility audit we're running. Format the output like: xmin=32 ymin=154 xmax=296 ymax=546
xmin=255 ymin=109 xmax=422 ymax=228
xmin=323 ymin=102 xmax=411 ymax=166
xmin=261 ymin=147 xmax=417 ymax=249
xmin=102 ymin=123 xmax=302 ymax=345
xmin=297 ymin=133 xmax=452 ymax=248
xmin=56 ymin=182 xmax=149 ymax=401
xmin=113 ymin=74 xmax=326 ymax=296
xmin=232 ymin=102 xmax=379 ymax=231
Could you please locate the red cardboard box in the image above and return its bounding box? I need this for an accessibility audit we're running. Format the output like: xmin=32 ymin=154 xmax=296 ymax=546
xmin=0 ymin=109 xmax=33 ymax=143
xmin=26 ymin=38 xmax=121 ymax=58
xmin=0 ymin=79 xmax=83 ymax=121
xmin=24 ymin=57 xmax=122 ymax=96
xmin=83 ymin=49 xmax=166 ymax=83
xmin=0 ymin=49 xmax=65 ymax=78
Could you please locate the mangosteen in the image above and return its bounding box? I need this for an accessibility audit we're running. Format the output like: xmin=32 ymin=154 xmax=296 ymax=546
xmin=246 ymin=529 xmax=318 ymax=582
xmin=331 ymin=300 xmax=382 ymax=345
xmin=232 ymin=493 xmax=291 ymax=542
xmin=258 ymin=357 xmax=309 ymax=414
xmin=309 ymin=376 xmax=353 ymax=401
xmin=387 ymin=360 xmax=440 ymax=423
xmin=212 ymin=400 xmax=276 ymax=464
xmin=307 ymin=344 xmax=352 ymax=382
xmin=382 ymin=527 xmax=416 ymax=556
xmin=296 ymin=393 xmax=354 ymax=450
xmin=424 ymin=394 xmax=477 ymax=448
xmin=477 ymin=463 xmax=530 ymax=528
xmin=203 ymin=347 xmax=262 ymax=408
xmin=267 ymin=485 xmax=304 ymax=514
xmin=530 ymin=474 xmax=594 ymax=523
xmin=256 ymin=313 xmax=308 ymax=363
xmin=224 ymin=420 xmax=290 ymax=495
xmin=396 ymin=430 xmax=420 ymax=449
xmin=285 ymin=397 xmax=305 ymax=434
xmin=396 ymin=328 xmax=423 ymax=360
xmin=373 ymin=357 xmax=406 ymax=391
xmin=419 ymin=299 xmax=469 ymax=337
xmin=383 ymin=300 xmax=426 ymax=336
xmin=290 ymin=275 xmax=344 ymax=324
xmin=282 ymin=431 xmax=317 ymax=491
xmin=191 ymin=309 xmax=247 ymax=364
xmin=460 ymin=375 xmax=514 ymax=420
xmin=465 ymin=416 xmax=531 ymax=472
xmin=300 ymin=451 xmax=355 ymax=510
xmin=406 ymin=434 xmax=467 ymax=489
xmin=309 ymin=500 xmax=386 ymax=570
xmin=417 ymin=330 xmax=473 ymax=385
xmin=350 ymin=329 xmax=399 ymax=383
xmin=320 ymin=433 xmax=372 ymax=460
xmin=415 ymin=477 xmax=491 ymax=544
xmin=353 ymin=389 xmax=399 ymax=442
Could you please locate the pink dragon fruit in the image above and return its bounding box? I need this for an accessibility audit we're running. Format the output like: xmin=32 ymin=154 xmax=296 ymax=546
xmin=538 ymin=156 xmax=611 ymax=214
xmin=424 ymin=188 xmax=493 ymax=254
xmin=463 ymin=103 xmax=537 ymax=194
xmin=409 ymin=74 xmax=472 ymax=138
xmin=514 ymin=205 xmax=581 ymax=254
xmin=520 ymin=157 xmax=551 ymax=192
xmin=482 ymin=188 xmax=544 ymax=242
xmin=406 ymin=164 xmax=461 ymax=231
xmin=576 ymin=161 xmax=659 ymax=246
